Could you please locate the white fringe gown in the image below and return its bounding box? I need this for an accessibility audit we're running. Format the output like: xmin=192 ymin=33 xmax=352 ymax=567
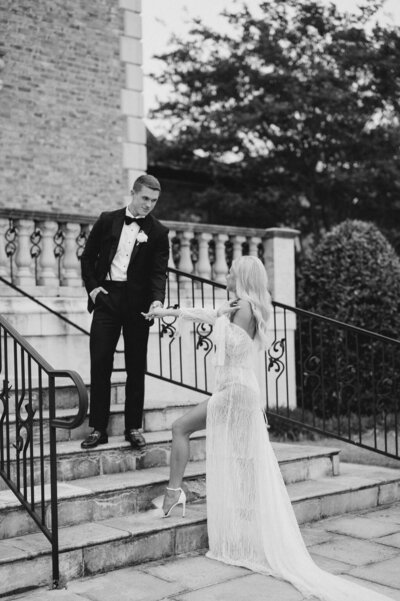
xmin=178 ymin=308 xmax=394 ymax=601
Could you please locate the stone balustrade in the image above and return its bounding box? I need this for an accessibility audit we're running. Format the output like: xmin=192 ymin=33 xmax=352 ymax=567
xmin=0 ymin=209 xmax=298 ymax=306
xmin=0 ymin=208 xmax=299 ymax=408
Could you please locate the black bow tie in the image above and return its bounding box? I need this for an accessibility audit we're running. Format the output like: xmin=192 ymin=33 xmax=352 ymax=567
xmin=124 ymin=215 xmax=144 ymax=226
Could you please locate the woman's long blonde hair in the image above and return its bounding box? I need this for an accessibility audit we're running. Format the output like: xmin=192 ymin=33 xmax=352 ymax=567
xmin=230 ymin=255 xmax=272 ymax=347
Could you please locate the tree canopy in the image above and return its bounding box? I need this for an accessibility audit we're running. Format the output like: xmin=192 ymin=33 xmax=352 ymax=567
xmin=150 ymin=0 xmax=400 ymax=236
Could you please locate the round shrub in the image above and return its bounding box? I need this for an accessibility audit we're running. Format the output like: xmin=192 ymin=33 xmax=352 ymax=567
xmin=295 ymin=220 xmax=400 ymax=419
xmin=298 ymin=219 xmax=400 ymax=337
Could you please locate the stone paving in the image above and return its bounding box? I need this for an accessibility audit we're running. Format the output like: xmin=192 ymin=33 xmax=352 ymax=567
xmin=5 ymin=502 xmax=400 ymax=601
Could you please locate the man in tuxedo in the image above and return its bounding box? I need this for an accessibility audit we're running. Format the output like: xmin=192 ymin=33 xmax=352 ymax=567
xmin=80 ymin=174 xmax=169 ymax=450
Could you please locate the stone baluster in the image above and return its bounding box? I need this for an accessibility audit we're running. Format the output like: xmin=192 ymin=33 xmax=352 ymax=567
xmin=0 ymin=218 xmax=10 ymax=278
xmin=249 ymin=235 xmax=262 ymax=258
xmin=196 ymin=232 xmax=212 ymax=279
xmin=213 ymin=233 xmax=229 ymax=283
xmin=178 ymin=230 xmax=194 ymax=274
xmin=231 ymin=234 xmax=246 ymax=263
xmin=168 ymin=229 xmax=176 ymax=269
xmin=15 ymin=219 xmax=35 ymax=286
xmin=38 ymin=221 xmax=58 ymax=286
xmin=62 ymin=222 xmax=82 ymax=286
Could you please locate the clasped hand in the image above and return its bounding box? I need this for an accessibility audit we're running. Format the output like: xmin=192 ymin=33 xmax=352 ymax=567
xmin=142 ymin=307 xmax=168 ymax=320
xmin=217 ymin=299 xmax=240 ymax=317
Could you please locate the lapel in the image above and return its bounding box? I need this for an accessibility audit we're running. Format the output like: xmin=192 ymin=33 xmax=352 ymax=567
xmin=128 ymin=214 xmax=154 ymax=268
xmin=108 ymin=209 xmax=125 ymax=265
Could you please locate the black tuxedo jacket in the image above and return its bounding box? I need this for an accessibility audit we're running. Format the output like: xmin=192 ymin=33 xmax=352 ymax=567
xmin=81 ymin=208 xmax=169 ymax=313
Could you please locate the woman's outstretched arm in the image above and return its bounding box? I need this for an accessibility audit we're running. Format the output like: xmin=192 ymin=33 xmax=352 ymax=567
xmin=142 ymin=307 xmax=181 ymax=320
xmin=142 ymin=301 xmax=238 ymax=324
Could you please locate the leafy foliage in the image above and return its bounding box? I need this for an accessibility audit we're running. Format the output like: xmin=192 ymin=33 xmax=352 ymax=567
xmin=297 ymin=219 xmax=400 ymax=334
xmin=150 ymin=0 xmax=400 ymax=235
xmin=296 ymin=220 xmax=400 ymax=417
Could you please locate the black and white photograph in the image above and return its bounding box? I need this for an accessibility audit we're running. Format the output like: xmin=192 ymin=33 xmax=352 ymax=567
xmin=1 ymin=1 xmax=400 ymax=600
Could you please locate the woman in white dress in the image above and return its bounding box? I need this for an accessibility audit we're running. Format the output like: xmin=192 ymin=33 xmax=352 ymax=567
xmin=143 ymin=255 xmax=394 ymax=601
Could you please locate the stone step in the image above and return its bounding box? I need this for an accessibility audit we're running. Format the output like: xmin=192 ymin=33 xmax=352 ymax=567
xmin=0 ymin=461 xmax=206 ymax=540
xmin=1 ymin=462 xmax=400 ymax=596
xmin=0 ymin=444 xmax=340 ymax=539
xmin=0 ymin=430 xmax=207 ymax=491
xmin=0 ymin=439 xmax=338 ymax=491
xmin=3 ymin=382 xmax=124 ymax=412
xmin=5 ymin=398 xmax=200 ymax=445
xmin=4 ymin=371 xmax=205 ymax=412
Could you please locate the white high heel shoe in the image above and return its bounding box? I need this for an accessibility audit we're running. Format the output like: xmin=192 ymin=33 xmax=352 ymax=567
xmin=153 ymin=486 xmax=186 ymax=518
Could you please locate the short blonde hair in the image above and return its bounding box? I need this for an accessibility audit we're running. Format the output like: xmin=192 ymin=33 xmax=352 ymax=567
xmin=132 ymin=174 xmax=161 ymax=193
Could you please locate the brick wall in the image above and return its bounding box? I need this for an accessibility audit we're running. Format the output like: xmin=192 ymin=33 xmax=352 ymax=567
xmin=0 ymin=0 xmax=127 ymax=216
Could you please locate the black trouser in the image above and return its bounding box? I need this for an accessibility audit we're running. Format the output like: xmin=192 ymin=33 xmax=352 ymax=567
xmin=88 ymin=281 xmax=150 ymax=433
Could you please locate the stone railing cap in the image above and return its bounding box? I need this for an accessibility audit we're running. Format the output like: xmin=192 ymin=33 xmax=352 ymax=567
xmin=0 ymin=209 xmax=300 ymax=240
xmin=264 ymin=227 xmax=300 ymax=239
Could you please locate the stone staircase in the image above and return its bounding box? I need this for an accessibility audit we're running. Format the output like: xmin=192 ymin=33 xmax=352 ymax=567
xmin=1 ymin=383 xmax=400 ymax=597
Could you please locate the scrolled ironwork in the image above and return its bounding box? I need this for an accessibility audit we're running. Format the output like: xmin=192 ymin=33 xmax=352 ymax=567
xmin=196 ymin=322 xmax=213 ymax=354
xmin=0 ymin=379 xmax=10 ymax=427
xmin=30 ymin=225 xmax=42 ymax=283
xmin=160 ymin=316 xmax=178 ymax=339
xmin=267 ymin=338 xmax=286 ymax=375
xmin=30 ymin=225 xmax=42 ymax=259
xmin=5 ymin=218 xmax=17 ymax=258
xmin=160 ymin=305 xmax=180 ymax=339
xmin=13 ymin=396 xmax=36 ymax=455
xmin=53 ymin=224 xmax=65 ymax=260
xmin=76 ymin=225 xmax=88 ymax=260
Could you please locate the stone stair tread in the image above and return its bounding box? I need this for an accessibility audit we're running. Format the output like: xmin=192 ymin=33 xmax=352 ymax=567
xmin=1 ymin=460 xmax=400 ymax=584
xmin=0 ymin=503 xmax=208 ymax=565
xmin=3 ymin=461 xmax=400 ymax=562
xmin=0 ymin=443 xmax=343 ymax=509
xmin=2 ymin=436 xmax=338 ymax=467
xmin=53 ymin=438 xmax=338 ymax=461
xmin=289 ymin=462 xmax=400 ymax=502
xmin=58 ymin=429 xmax=204 ymax=454
xmin=1 ymin=456 xmax=397 ymax=514
xmin=144 ymin=397 xmax=200 ymax=410
xmin=5 ymin=430 xmax=206 ymax=461
xmin=272 ymin=442 xmax=340 ymax=462
xmin=6 ymin=399 xmax=199 ymax=421
xmin=0 ymin=461 xmax=207 ymax=509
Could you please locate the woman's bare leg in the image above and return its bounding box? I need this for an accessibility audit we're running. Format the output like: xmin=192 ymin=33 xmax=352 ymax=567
xmin=163 ymin=398 xmax=208 ymax=512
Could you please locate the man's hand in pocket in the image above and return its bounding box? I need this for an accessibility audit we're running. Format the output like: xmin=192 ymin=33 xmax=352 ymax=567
xmin=89 ymin=286 xmax=108 ymax=303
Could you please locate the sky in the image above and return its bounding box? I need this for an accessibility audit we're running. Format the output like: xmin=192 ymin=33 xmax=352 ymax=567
xmin=142 ymin=0 xmax=400 ymax=120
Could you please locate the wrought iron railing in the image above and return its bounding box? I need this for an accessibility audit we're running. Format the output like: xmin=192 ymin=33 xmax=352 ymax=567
xmin=145 ymin=267 xmax=228 ymax=392
xmin=0 ymin=314 xmax=88 ymax=589
xmin=266 ymin=302 xmax=400 ymax=460
xmin=150 ymin=270 xmax=400 ymax=461
xmin=1 ymin=267 xmax=399 ymax=467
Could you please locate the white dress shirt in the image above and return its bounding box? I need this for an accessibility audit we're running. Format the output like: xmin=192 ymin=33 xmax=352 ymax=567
xmin=107 ymin=207 xmax=143 ymax=281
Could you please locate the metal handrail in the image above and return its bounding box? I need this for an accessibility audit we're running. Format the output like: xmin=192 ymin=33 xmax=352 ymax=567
xmin=0 ymin=313 xmax=88 ymax=589
xmin=274 ymin=300 xmax=400 ymax=346
xmin=0 ymin=276 xmax=90 ymax=336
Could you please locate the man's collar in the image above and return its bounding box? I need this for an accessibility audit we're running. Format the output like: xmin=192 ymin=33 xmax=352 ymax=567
xmin=125 ymin=206 xmax=145 ymax=220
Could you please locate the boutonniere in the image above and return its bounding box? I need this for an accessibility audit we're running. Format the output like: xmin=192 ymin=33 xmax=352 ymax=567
xmin=136 ymin=230 xmax=148 ymax=244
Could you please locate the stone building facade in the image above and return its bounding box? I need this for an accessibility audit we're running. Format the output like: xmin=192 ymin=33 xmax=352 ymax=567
xmin=0 ymin=0 xmax=144 ymax=216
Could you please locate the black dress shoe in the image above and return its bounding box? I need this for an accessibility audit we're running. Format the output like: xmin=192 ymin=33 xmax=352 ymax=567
xmin=81 ymin=430 xmax=108 ymax=449
xmin=125 ymin=429 xmax=146 ymax=450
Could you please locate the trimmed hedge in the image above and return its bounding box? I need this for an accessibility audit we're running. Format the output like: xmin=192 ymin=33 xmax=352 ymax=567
xmin=297 ymin=220 xmax=400 ymax=337
xmin=295 ymin=220 xmax=400 ymax=418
